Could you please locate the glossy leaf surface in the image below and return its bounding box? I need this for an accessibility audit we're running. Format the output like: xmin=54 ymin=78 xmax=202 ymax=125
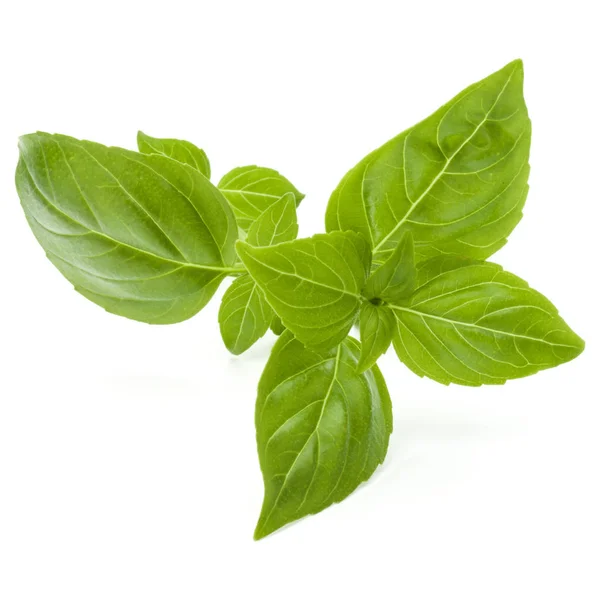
xmin=363 ymin=232 xmax=416 ymax=303
xmin=326 ymin=60 xmax=531 ymax=262
xmin=357 ymin=302 xmax=395 ymax=373
xmin=219 ymin=166 xmax=304 ymax=233
xmin=218 ymin=274 xmax=273 ymax=355
xmin=236 ymin=232 xmax=371 ymax=349
xmin=137 ymin=131 xmax=210 ymax=179
xmin=16 ymin=133 xmax=237 ymax=324
xmin=391 ymin=257 xmax=584 ymax=386
xmin=246 ymin=193 xmax=298 ymax=247
xmin=255 ymin=332 xmax=392 ymax=539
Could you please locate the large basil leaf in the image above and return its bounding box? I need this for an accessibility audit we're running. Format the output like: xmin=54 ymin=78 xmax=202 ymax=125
xmin=137 ymin=131 xmax=211 ymax=179
xmin=246 ymin=193 xmax=298 ymax=247
xmin=218 ymin=166 xmax=304 ymax=233
xmin=326 ymin=60 xmax=531 ymax=263
xmin=16 ymin=132 xmax=238 ymax=324
xmin=390 ymin=257 xmax=584 ymax=386
xmin=357 ymin=302 xmax=395 ymax=373
xmin=236 ymin=232 xmax=371 ymax=350
xmin=218 ymin=274 xmax=274 ymax=355
xmin=254 ymin=331 xmax=393 ymax=539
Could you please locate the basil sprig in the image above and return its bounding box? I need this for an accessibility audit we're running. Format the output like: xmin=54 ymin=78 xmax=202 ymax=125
xmin=15 ymin=60 xmax=584 ymax=538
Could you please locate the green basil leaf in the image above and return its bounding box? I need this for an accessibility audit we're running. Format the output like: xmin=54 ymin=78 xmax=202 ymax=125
xmin=270 ymin=315 xmax=285 ymax=336
xmin=391 ymin=257 xmax=585 ymax=386
xmin=218 ymin=274 xmax=274 ymax=355
xmin=357 ymin=302 xmax=395 ymax=373
xmin=16 ymin=132 xmax=238 ymax=324
xmin=254 ymin=331 xmax=392 ymax=539
xmin=326 ymin=60 xmax=530 ymax=263
xmin=218 ymin=166 xmax=304 ymax=233
xmin=363 ymin=232 xmax=416 ymax=302
xmin=137 ymin=131 xmax=210 ymax=179
xmin=218 ymin=195 xmax=298 ymax=353
xmin=246 ymin=193 xmax=298 ymax=247
xmin=236 ymin=232 xmax=371 ymax=350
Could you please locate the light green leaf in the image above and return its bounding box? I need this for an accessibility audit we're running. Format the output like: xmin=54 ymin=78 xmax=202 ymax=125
xmin=254 ymin=331 xmax=392 ymax=539
xmin=270 ymin=315 xmax=285 ymax=336
xmin=218 ymin=274 xmax=274 ymax=355
xmin=137 ymin=131 xmax=210 ymax=179
xmin=236 ymin=232 xmax=371 ymax=350
xmin=246 ymin=193 xmax=298 ymax=247
xmin=219 ymin=166 xmax=304 ymax=233
xmin=363 ymin=232 xmax=416 ymax=302
xmin=326 ymin=60 xmax=531 ymax=263
xmin=357 ymin=302 xmax=395 ymax=373
xmin=16 ymin=132 xmax=238 ymax=324
xmin=391 ymin=257 xmax=585 ymax=386
xmin=219 ymin=195 xmax=298 ymax=352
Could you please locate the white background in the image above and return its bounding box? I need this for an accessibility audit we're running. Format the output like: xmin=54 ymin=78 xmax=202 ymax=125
xmin=1 ymin=1 xmax=598 ymax=598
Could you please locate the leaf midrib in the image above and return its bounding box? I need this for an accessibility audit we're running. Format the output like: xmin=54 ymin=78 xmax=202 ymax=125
xmin=372 ymin=65 xmax=518 ymax=254
xmin=21 ymin=157 xmax=241 ymax=275
xmin=243 ymin=249 xmax=361 ymax=300
xmin=220 ymin=189 xmax=281 ymax=199
xmin=259 ymin=344 xmax=342 ymax=533
xmin=391 ymin=305 xmax=579 ymax=349
xmin=233 ymin=280 xmax=258 ymax=350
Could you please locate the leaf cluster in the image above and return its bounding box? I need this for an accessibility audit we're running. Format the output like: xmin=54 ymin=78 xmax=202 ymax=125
xmin=15 ymin=60 xmax=584 ymax=539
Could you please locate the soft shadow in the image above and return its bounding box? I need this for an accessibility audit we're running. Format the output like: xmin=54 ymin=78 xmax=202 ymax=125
xmin=225 ymin=334 xmax=277 ymax=366
xmin=101 ymin=374 xmax=198 ymax=399
xmin=385 ymin=412 xmax=522 ymax=463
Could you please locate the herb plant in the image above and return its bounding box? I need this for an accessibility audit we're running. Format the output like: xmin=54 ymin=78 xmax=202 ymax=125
xmin=15 ymin=60 xmax=584 ymax=539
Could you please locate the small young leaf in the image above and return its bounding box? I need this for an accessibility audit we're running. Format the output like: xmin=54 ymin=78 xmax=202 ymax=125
xmin=236 ymin=232 xmax=371 ymax=350
xmin=326 ymin=60 xmax=531 ymax=263
xmin=246 ymin=193 xmax=298 ymax=247
xmin=363 ymin=232 xmax=416 ymax=302
xmin=219 ymin=166 xmax=304 ymax=233
xmin=270 ymin=315 xmax=285 ymax=336
xmin=137 ymin=131 xmax=210 ymax=179
xmin=357 ymin=302 xmax=395 ymax=373
xmin=254 ymin=331 xmax=393 ymax=539
xmin=218 ymin=196 xmax=298 ymax=352
xmin=218 ymin=274 xmax=274 ymax=355
xmin=16 ymin=132 xmax=238 ymax=324
xmin=391 ymin=257 xmax=585 ymax=386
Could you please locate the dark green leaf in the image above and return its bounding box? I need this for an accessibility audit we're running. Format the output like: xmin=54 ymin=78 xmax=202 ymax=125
xmin=246 ymin=193 xmax=298 ymax=247
xmin=16 ymin=132 xmax=238 ymax=324
xmin=137 ymin=131 xmax=210 ymax=179
xmin=219 ymin=166 xmax=304 ymax=234
xmin=326 ymin=60 xmax=531 ymax=263
xmin=236 ymin=232 xmax=371 ymax=350
xmin=254 ymin=331 xmax=392 ymax=539
xmin=357 ymin=302 xmax=395 ymax=373
xmin=363 ymin=232 xmax=416 ymax=302
xmin=270 ymin=315 xmax=285 ymax=336
xmin=391 ymin=257 xmax=585 ymax=386
xmin=218 ymin=274 xmax=273 ymax=355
